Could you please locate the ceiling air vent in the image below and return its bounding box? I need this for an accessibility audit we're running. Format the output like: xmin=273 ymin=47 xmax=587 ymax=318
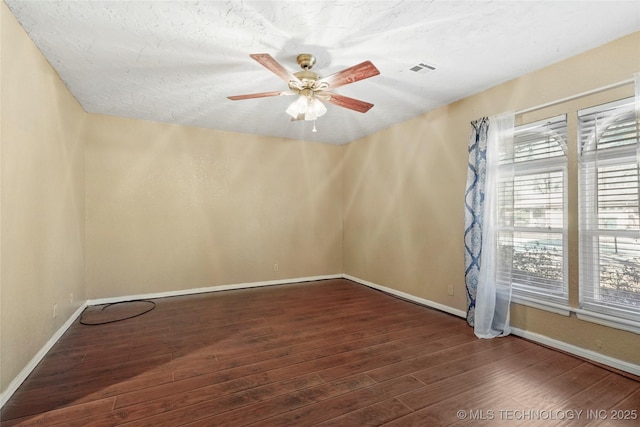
xmin=410 ymin=62 xmax=436 ymax=74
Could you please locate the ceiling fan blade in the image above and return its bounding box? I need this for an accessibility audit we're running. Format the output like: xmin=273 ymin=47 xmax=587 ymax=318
xmin=317 ymin=61 xmax=380 ymax=90
xmin=321 ymin=92 xmax=374 ymax=113
xmin=250 ymin=53 xmax=301 ymax=84
xmin=228 ymin=90 xmax=294 ymax=100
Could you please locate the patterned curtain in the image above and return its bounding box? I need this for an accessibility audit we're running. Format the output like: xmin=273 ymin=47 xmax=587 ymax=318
xmin=464 ymin=117 xmax=489 ymax=326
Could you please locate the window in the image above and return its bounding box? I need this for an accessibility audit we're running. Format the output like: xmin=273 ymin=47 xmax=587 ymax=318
xmin=578 ymin=97 xmax=640 ymax=324
xmin=497 ymin=115 xmax=568 ymax=305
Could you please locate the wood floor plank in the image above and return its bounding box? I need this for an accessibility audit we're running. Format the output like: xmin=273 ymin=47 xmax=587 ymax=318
xmin=410 ymin=339 xmax=557 ymax=390
xmin=1 ymin=279 xmax=637 ymax=426
xmin=315 ymin=332 xmax=474 ymax=383
xmin=266 ymin=340 xmax=411 ymax=383
xmin=365 ymin=335 xmax=522 ymax=383
xmin=517 ymin=373 xmax=640 ymax=427
xmin=181 ymin=373 xmax=377 ymax=427
xmin=74 ymin=373 xmax=325 ymax=426
xmin=582 ymin=388 xmax=640 ymax=427
xmin=114 ymin=371 xmax=272 ymax=409
xmin=389 ymin=367 xmax=558 ymax=426
xmin=395 ymin=350 xmax=583 ymax=411
xmin=251 ymin=375 xmax=425 ymax=427
xmin=511 ymin=362 xmax=611 ymax=409
xmin=3 ymin=371 xmax=173 ymax=419
xmin=390 ymin=357 xmax=615 ymax=427
xmin=172 ymin=351 xmax=304 ymax=382
xmin=383 ymin=336 xmax=540 ymax=385
xmin=0 ymin=398 xmax=116 ymax=427
xmin=315 ymin=397 xmax=413 ymax=426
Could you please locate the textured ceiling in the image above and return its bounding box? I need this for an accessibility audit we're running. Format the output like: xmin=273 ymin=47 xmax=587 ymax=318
xmin=5 ymin=1 xmax=640 ymax=145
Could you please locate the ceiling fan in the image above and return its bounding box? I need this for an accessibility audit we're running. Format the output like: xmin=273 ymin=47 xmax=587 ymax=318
xmin=228 ymin=53 xmax=380 ymax=129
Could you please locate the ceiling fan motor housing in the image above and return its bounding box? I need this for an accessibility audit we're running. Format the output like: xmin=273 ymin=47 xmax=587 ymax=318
xmin=296 ymin=53 xmax=316 ymax=70
xmin=290 ymin=54 xmax=319 ymax=90
xmin=292 ymin=70 xmax=318 ymax=84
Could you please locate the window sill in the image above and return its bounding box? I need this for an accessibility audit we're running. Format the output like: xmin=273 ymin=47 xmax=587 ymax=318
xmin=574 ymin=308 xmax=640 ymax=335
xmin=511 ymin=294 xmax=571 ymax=316
xmin=511 ymin=295 xmax=640 ymax=335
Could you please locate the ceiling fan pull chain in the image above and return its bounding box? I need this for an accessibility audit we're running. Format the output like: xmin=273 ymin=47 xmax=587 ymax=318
xmin=312 ymin=120 xmax=318 ymax=133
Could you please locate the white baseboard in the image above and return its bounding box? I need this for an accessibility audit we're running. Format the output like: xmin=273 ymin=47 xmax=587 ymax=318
xmin=87 ymin=274 xmax=343 ymax=306
xmin=343 ymin=274 xmax=468 ymax=318
xmin=510 ymin=327 xmax=640 ymax=377
xmin=0 ymin=303 xmax=87 ymax=408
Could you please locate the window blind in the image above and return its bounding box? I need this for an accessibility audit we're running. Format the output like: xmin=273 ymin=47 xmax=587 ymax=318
xmin=512 ymin=115 xmax=567 ymax=163
xmin=499 ymin=115 xmax=568 ymax=303
xmin=579 ymin=97 xmax=640 ymax=321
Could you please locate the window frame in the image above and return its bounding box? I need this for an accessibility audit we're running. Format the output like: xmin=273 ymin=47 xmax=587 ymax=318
xmin=498 ymin=115 xmax=570 ymax=308
xmin=577 ymin=97 xmax=640 ymax=331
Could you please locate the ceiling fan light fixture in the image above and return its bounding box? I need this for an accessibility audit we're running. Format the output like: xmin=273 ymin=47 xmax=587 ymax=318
xmin=285 ymin=94 xmax=307 ymax=118
xmin=286 ymin=94 xmax=327 ymax=121
xmin=308 ymin=97 xmax=327 ymax=120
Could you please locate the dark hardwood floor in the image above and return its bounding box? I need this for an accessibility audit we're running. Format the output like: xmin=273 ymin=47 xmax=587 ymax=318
xmin=1 ymin=279 xmax=638 ymax=426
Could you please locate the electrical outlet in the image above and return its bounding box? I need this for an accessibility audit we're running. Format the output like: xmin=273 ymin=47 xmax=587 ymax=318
xmin=447 ymin=285 xmax=454 ymax=296
xmin=53 ymin=304 xmax=58 ymax=319
xmin=273 ymin=263 xmax=279 ymax=272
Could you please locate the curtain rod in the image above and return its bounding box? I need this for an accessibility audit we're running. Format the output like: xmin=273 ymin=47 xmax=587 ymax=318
xmin=515 ymin=77 xmax=635 ymax=116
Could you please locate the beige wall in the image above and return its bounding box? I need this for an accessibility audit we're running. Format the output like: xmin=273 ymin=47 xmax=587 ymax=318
xmin=343 ymin=32 xmax=640 ymax=364
xmin=343 ymin=106 xmax=464 ymax=306
xmin=84 ymin=116 xmax=343 ymax=299
xmin=1 ymin=4 xmax=87 ymax=393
